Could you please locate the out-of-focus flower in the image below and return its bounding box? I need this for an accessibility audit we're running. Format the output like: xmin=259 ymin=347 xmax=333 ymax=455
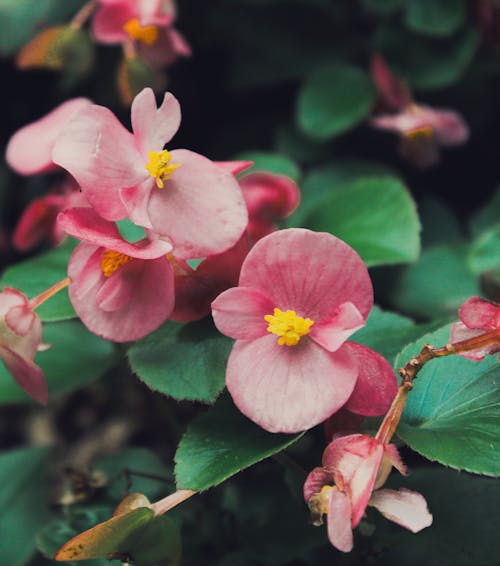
xmin=304 ymin=434 xmax=432 ymax=552
xmin=212 ymin=228 xmax=397 ymax=433
xmin=450 ymin=296 xmax=500 ymax=360
xmin=0 ymin=288 xmax=47 ymax=404
xmin=58 ymin=207 xmax=174 ymax=342
xmin=53 ymin=88 xmax=248 ymax=260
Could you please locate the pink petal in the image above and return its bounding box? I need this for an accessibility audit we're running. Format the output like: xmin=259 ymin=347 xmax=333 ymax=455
xmin=91 ymin=3 xmax=132 ymax=44
xmin=211 ymin=287 xmax=274 ymax=340
xmin=6 ymin=98 xmax=92 ymax=175
xmin=146 ymin=149 xmax=248 ymax=259
xmin=341 ymin=343 xmax=397 ymax=416
xmin=239 ymin=229 xmax=373 ymax=322
xmin=327 ymin=488 xmax=353 ymax=553
xmin=428 ymin=109 xmax=469 ymax=146
xmin=450 ymin=322 xmax=494 ymax=360
xmin=131 ymin=89 xmax=181 ymax=157
xmin=458 ymin=296 xmax=500 ymax=329
xmin=215 ymin=161 xmax=254 ymax=176
xmin=226 ymin=336 xmax=358 ymax=433
xmin=0 ymin=345 xmax=47 ymax=404
xmin=383 ymin=444 xmax=408 ymax=476
xmin=303 ymin=467 xmax=333 ymax=502
xmin=57 ymin=208 xmax=172 ymax=258
xmin=369 ymin=488 xmax=433 ymax=533
xmin=371 ymin=54 xmax=411 ymax=111
xmin=13 ymin=195 xmax=63 ymax=252
xmin=120 ymin=180 xmax=155 ymax=229
xmin=5 ymin=305 xmax=36 ymax=336
xmin=52 ymin=105 xmax=145 ymax=221
xmin=95 ymin=265 xmax=136 ymax=312
xmin=137 ymin=27 xmax=191 ymax=67
xmin=310 ymin=302 xmax=366 ymax=352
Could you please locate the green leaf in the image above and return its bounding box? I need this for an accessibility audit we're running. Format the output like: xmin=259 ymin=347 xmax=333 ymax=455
xmin=175 ymin=395 xmax=303 ymax=491
xmin=395 ymin=325 xmax=500 ymax=476
xmin=468 ymin=226 xmax=500 ymax=274
xmin=304 ymin=176 xmax=420 ymax=267
xmin=404 ymin=0 xmax=466 ymax=37
xmin=128 ymin=319 xmax=232 ymax=403
xmin=116 ymin=218 xmax=147 ymax=244
xmin=130 ymin=515 xmax=181 ymax=565
xmin=469 ymin=185 xmax=500 ymax=236
xmin=297 ymin=63 xmax=376 ymax=140
xmin=233 ymin=151 xmax=300 ymax=181
xmin=0 ymin=320 xmax=118 ymax=404
xmin=390 ymin=243 xmax=480 ymax=318
xmin=0 ymin=239 xmax=77 ymax=321
xmin=0 ymin=446 xmax=52 ymax=566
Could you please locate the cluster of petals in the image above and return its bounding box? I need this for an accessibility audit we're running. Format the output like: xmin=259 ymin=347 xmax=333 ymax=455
xmin=0 ymin=288 xmax=47 ymax=404
xmin=211 ymin=228 xmax=397 ymax=433
xmin=92 ymin=0 xmax=191 ymax=67
xmin=450 ymin=296 xmax=500 ymax=360
xmin=53 ymin=88 xmax=248 ymax=261
xmin=303 ymin=434 xmax=433 ymax=552
xmin=370 ymin=54 xmax=469 ymax=168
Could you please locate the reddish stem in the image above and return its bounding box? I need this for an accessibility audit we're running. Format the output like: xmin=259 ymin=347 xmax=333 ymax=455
xmin=29 ymin=277 xmax=71 ymax=310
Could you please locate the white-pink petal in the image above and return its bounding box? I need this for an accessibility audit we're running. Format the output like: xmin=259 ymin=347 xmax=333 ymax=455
xmin=369 ymin=488 xmax=433 ymax=533
xmin=327 ymin=488 xmax=353 ymax=553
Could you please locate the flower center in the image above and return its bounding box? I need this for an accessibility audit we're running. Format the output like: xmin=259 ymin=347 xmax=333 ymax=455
xmin=308 ymin=485 xmax=333 ymax=525
xmin=145 ymin=150 xmax=181 ymax=188
xmin=123 ymin=18 xmax=159 ymax=46
xmin=264 ymin=308 xmax=314 ymax=346
xmin=404 ymin=125 xmax=433 ymax=142
xmin=101 ymin=250 xmax=133 ymax=277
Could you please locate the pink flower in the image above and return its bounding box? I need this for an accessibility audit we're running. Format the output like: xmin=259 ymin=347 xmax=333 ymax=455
xmin=58 ymin=207 xmax=175 ymax=342
xmin=0 ymin=288 xmax=47 ymax=404
xmin=6 ymin=98 xmax=92 ymax=175
xmin=371 ymin=54 xmax=411 ymax=112
xmin=211 ymin=228 xmax=397 ymax=433
xmin=304 ymin=434 xmax=433 ymax=552
xmin=450 ymin=296 xmax=500 ymax=360
xmin=52 ymin=88 xmax=248 ymax=260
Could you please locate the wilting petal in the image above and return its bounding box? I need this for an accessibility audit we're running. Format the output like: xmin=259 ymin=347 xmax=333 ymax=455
xmin=327 ymin=488 xmax=353 ymax=553
xmin=311 ymin=302 xmax=366 ymax=352
xmin=303 ymin=467 xmax=333 ymax=502
xmin=212 ymin=287 xmax=274 ymax=340
xmin=341 ymin=343 xmax=397 ymax=416
xmin=131 ymin=88 xmax=181 ymax=157
xmin=458 ymin=296 xmax=500 ymax=329
xmin=369 ymin=488 xmax=433 ymax=533
xmin=226 ymin=336 xmax=358 ymax=433
xmin=0 ymin=345 xmax=47 ymax=404
xmin=428 ymin=109 xmax=469 ymax=146
xmin=5 ymin=305 xmax=36 ymax=336
xmin=450 ymin=322 xmax=494 ymax=360
xmin=239 ymin=229 xmax=373 ymax=322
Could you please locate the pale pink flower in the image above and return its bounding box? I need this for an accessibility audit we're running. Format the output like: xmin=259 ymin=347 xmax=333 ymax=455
xmin=53 ymin=88 xmax=248 ymax=260
xmin=6 ymin=98 xmax=92 ymax=175
xmin=211 ymin=228 xmax=397 ymax=433
xmin=58 ymin=207 xmax=175 ymax=342
xmin=0 ymin=288 xmax=47 ymax=404
xmin=304 ymin=434 xmax=432 ymax=552
xmin=450 ymin=296 xmax=500 ymax=360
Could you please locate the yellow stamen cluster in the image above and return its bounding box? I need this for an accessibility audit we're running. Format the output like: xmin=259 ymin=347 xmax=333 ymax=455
xmin=264 ymin=308 xmax=314 ymax=346
xmin=404 ymin=125 xmax=433 ymax=142
xmin=308 ymin=485 xmax=333 ymax=525
xmin=101 ymin=250 xmax=133 ymax=277
xmin=123 ymin=18 xmax=159 ymax=46
xmin=145 ymin=150 xmax=181 ymax=188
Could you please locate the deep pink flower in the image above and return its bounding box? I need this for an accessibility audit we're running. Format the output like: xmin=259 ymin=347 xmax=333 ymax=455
xmin=304 ymin=434 xmax=432 ymax=552
xmin=52 ymin=88 xmax=248 ymax=259
xmin=6 ymin=98 xmax=92 ymax=175
xmin=211 ymin=228 xmax=397 ymax=433
xmin=371 ymin=54 xmax=411 ymax=112
xmin=58 ymin=207 xmax=175 ymax=342
xmin=450 ymin=296 xmax=500 ymax=360
xmin=0 ymin=288 xmax=47 ymax=404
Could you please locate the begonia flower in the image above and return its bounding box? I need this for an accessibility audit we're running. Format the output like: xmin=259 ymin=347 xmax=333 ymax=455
xmin=6 ymin=98 xmax=92 ymax=175
xmin=211 ymin=228 xmax=397 ymax=433
xmin=53 ymin=88 xmax=248 ymax=260
xmin=304 ymin=434 xmax=432 ymax=552
xmin=0 ymin=288 xmax=47 ymax=404
xmin=58 ymin=207 xmax=175 ymax=342
xmin=450 ymin=296 xmax=500 ymax=360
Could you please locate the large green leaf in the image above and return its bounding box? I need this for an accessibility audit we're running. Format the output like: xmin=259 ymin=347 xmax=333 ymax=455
xmin=468 ymin=226 xmax=500 ymax=274
xmin=0 ymin=240 xmax=77 ymax=321
xmin=395 ymin=325 xmax=500 ymax=476
xmin=404 ymin=0 xmax=466 ymax=37
xmin=128 ymin=320 xmax=231 ymax=403
xmin=233 ymin=151 xmax=300 ymax=181
xmin=175 ymin=395 xmax=303 ymax=491
xmin=297 ymin=63 xmax=376 ymax=140
xmin=0 ymin=446 xmax=52 ymax=566
xmin=304 ymin=176 xmax=420 ymax=267
xmin=0 ymin=320 xmax=118 ymax=404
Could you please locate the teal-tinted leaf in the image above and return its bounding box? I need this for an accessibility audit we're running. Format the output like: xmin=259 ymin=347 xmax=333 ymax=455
xmin=175 ymin=395 xmax=303 ymax=491
xmin=304 ymin=176 xmax=420 ymax=267
xmin=233 ymin=151 xmax=300 ymax=181
xmin=418 ymin=195 xmax=462 ymax=247
xmin=0 ymin=239 xmax=77 ymax=321
xmin=297 ymin=63 xmax=376 ymax=140
xmin=0 ymin=320 xmax=118 ymax=404
xmin=390 ymin=243 xmax=480 ymax=318
xmin=468 ymin=226 xmax=500 ymax=274
xmin=404 ymin=0 xmax=466 ymax=37
xmin=395 ymin=325 xmax=500 ymax=476
xmin=128 ymin=320 xmax=232 ymax=403
xmin=0 ymin=446 xmax=52 ymax=566
xmin=116 ymin=218 xmax=147 ymax=243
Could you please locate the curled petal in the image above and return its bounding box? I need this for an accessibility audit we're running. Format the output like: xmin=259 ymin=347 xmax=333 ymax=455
xmin=5 ymin=305 xmax=36 ymax=336
xmin=450 ymin=322 xmax=496 ymax=360
xmin=369 ymin=488 xmax=433 ymax=533
xmin=327 ymin=488 xmax=353 ymax=553
xmin=310 ymin=302 xmax=366 ymax=353
xmin=303 ymin=467 xmax=333 ymax=502
xmin=0 ymin=345 xmax=47 ymax=404
xmin=458 ymin=296 xmax=500 ymax=329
